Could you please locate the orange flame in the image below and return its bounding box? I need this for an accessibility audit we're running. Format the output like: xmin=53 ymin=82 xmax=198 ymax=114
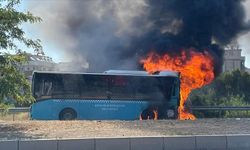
xmin=153 ymin=110 xmax=158 ymax=120
xmin=141 ymin=48 xmax=215 ymax=120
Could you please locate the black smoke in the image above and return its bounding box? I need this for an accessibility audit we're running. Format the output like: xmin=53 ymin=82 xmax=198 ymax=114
xmin=125 ymin=0 xmax=250 ymax=76
xmin=29 ymin=0 xmax=250 ymax=74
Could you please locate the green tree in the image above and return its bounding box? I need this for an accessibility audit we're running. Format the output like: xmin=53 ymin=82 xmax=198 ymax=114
xmin=214 ymin=70 xmax=250 ymax=102
xmin=191 ymin=70 xmax=250 ymax=106
xmin=191 ymin=70 xmax=250 ymax=117
xmin=0 ymin=0 xmax=42 ymax=107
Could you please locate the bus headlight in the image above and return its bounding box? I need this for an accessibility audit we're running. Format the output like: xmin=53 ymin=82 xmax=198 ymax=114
xmin=167 ymin=109 xmax=175 ymax=118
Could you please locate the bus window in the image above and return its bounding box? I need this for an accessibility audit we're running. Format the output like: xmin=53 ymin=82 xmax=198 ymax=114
xmin=61 ymin=74 xmax=80 ymax=98
xmin=172 ymin=80 xmax=177 ymax=97
xmin=34 ymin=78 xmax=44 ymax=99
xmin=135 ymin=77 xmax=152 ymax=100
xmin=109 ymin=75 xmax=135 ymax=100
xmin=43 ymin=80 xmax=52 ymax=96
xmin=33 ymin=74 xmax=53 ymax=99
xmin=153 ymin=77 xmax=175 ymax=102
xmin=137 ymin=77 xmax=174 ymax=102
xmin=51 ymin=75 xmax=64 ymax=97
xmin=80 ymin=75 xmax=108 ymax=99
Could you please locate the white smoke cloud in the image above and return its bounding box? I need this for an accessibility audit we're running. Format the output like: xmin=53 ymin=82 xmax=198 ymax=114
xmin=239 ymin=0 xmax=250 ymax=67
xmin=27 ymin=0 xmax=148 ymax=70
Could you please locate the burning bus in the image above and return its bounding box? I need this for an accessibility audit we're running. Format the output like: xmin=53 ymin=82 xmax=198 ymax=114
xmin=29 ymin=0 xmax=250 ymax=120
xmin=31 ymin=70 xmax=180 ymax=120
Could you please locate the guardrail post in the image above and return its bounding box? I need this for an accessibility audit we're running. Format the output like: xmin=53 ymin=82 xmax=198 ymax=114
xmin=219 ymin=110 xmax=222 ymax=118
xmin=12 ymin=112 xmax=15 ymax=121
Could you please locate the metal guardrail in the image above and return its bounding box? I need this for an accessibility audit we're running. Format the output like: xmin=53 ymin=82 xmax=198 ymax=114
xmin=191 ymin=106 xmax=250 ymax=118
xmin=0 ymin=107 xmax=30 ymax=113
xmin=0 ymin=107 xmax=30 ymax=121
xmin=191 ymin=106 xmax=250 ymax=111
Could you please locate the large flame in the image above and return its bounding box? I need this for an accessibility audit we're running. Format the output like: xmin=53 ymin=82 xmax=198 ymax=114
xmin=141 ymin=48 xmax=215 ymax=120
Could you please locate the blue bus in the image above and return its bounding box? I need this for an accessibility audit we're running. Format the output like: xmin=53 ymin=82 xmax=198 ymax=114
xmin=31 ymin=70 xmax=180 ymax=120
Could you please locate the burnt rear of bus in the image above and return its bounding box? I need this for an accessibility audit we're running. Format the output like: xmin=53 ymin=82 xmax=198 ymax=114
xmin=31 ymin=70 xmax=180 ymax=120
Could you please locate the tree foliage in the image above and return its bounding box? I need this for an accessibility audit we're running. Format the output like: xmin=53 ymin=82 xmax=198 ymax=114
xmin=0 ymin=53 xmax=34 ymax=105
xmin=191 ymin=70 xmax=250 ymax=106
xmin=0 ymin=0 xmax=42 ymax=51
xmin=214 ymin=70 xmax=250 ymax=102
xmin=0 ymin=0 xmax=42 ymax=107
xmin=190 ymin=70 xmax=250 ymax=117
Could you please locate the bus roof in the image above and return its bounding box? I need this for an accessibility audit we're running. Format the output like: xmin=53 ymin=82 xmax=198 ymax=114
xmin=104 ymin=70 xmax=179 ymax=77
xmin=33 ymin=70 xmax=179 ymax=77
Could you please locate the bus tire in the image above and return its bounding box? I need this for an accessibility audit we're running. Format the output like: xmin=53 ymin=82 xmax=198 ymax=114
xmin=166 ymin=109 xmax=177 ymax=119
xmin=141 ymin=109 xmax=155 ymax=120
xmin=59 ymin=108 xmax=77 ymax=120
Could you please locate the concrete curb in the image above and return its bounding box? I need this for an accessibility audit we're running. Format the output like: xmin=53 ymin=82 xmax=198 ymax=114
xmin=1 ymin=135 xmax=250 ymax=150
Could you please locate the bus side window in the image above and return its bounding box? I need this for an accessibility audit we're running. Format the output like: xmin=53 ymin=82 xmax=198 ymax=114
xmin=51 ymin=75 xmax=62 ymax=97
xmin=136 ymin=77 xmax=151 ymax=99
xmin=34 ymin=79 xmax=43 ymax=98
xmin=62 ymin=75 xmax=81 ymax=98
xmin=172 ymin=81 xmax=177 ymax=97
xmin=43 ymin=80 xmax=52 ymax=96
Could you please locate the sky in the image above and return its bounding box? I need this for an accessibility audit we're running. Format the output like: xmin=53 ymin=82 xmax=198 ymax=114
xmin=17 ymin=0 xmax=250 ymax=68
xmin=17 ymin=1 xmax=63 ymax=62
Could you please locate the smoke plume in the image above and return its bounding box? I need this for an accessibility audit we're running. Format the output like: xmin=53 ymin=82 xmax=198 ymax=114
xmin=28 ymin=0 xmax=250 ymax=73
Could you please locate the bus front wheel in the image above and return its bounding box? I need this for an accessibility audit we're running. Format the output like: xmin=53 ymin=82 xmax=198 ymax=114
xmin=141 ymin=109 xmax=155 ymax=120
xmin=59 ymin=108 xmax=77 ymax=120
